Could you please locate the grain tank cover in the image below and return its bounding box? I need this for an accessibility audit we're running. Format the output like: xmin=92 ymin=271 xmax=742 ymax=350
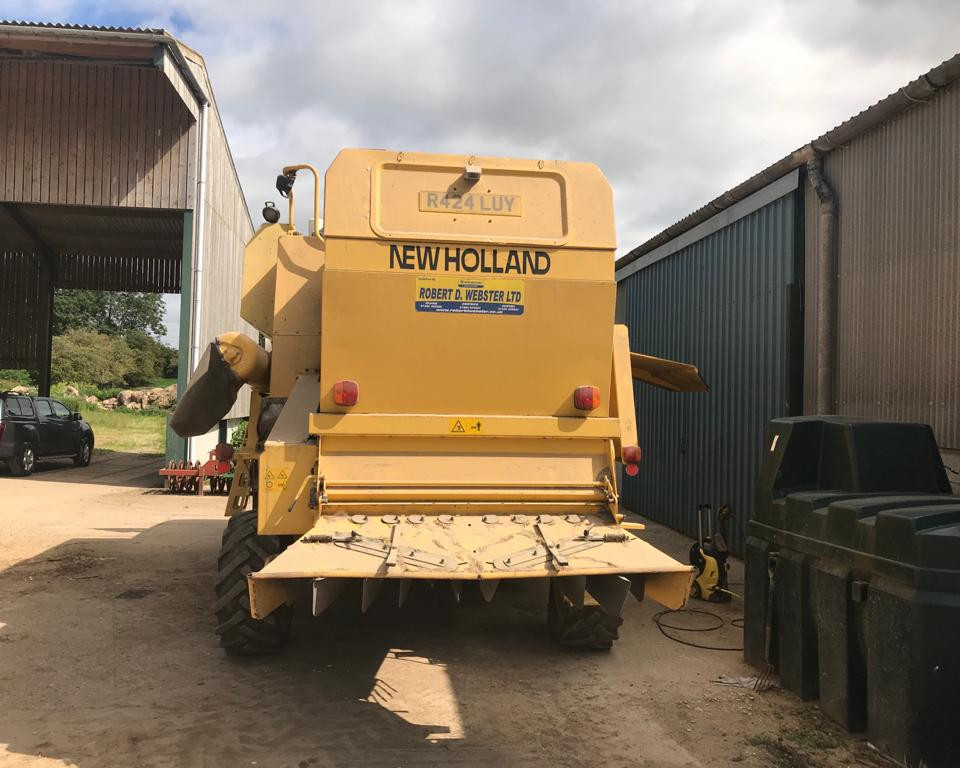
xmin=317 ymin=150 xmax=618 ymax=417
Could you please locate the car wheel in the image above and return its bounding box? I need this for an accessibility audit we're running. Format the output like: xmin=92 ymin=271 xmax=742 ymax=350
xmin=74 ymin=438 xmax=93 ymax=467
xmin=10 ymin=442 xmax=36 ymax=476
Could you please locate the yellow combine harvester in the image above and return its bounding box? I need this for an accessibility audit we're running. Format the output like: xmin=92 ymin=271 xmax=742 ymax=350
xmin=171 ymin=150 xmax=707 ymax=654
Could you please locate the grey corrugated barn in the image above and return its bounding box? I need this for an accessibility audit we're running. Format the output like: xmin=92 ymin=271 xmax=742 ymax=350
xmin=616 ymin=54 xmax=960 ymax=553
xmin=0 ymin=22 xmax=255 ymax=461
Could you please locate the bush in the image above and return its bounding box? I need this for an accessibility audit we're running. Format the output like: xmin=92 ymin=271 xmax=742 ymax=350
xmin=51 ymin=330 xmax=137 ymax=389
xmin=58 ymin=395 xmax=86 ymax=412
xmin=231 ymin=419 xmax=248 ymax=449
xmin=50 ymin=330 xmax=178 ymax=390
xmin=50 ymin=382 xmax=123 ymax=400
xmin=123 ymin=331 xmax=177 ymax=387
xmin=0 ymin=369 xmax=34 ymax=386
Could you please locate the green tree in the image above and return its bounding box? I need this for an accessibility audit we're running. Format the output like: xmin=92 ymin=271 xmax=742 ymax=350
xmin=122 ymin=331 xmax=178 ymax=386
xmin=123 ymin=331 xmax=162 ymax=387
xmin=53 ymin=290 xmax=167 ymax=339
xmin=51 ymin=330 xmax=137 ymax=388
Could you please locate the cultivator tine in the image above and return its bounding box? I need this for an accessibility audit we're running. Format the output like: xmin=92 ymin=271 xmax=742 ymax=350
xmin=312 ymin=577 xmax=345 ymax=617
xmin=450 ymin=580 xmax=462 ymax=604
xmin=554 ymin=575 xmax=586 ymax=610
xmin=397 ymin=579 xmax=412 ymax=608
xmin=585 ymin=575 xmax=632 ymax=618
xmin=478 ymin=579 xmax=499 ymax=603
xmin=361 ymin=578 xmax=382 ymax=613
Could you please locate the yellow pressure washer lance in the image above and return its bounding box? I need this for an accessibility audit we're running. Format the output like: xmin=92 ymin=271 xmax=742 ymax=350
xmin=688 ymin=504 xmax=733 ymax=603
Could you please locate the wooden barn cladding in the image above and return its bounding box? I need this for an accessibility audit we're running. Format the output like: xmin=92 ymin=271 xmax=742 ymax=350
xmin=0 ymin=252 xmax=41 ymax=369
xmin=0 ymin=60 xmax=196 ymax=210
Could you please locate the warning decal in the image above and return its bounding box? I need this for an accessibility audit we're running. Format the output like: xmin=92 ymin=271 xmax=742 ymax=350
xmin=449 ymin=418 xmax=483 ymax=435
xmin=264 ymin=467 xmax=289 ymax=491
xmin=415 ymin=276 xmax=524 ymax=316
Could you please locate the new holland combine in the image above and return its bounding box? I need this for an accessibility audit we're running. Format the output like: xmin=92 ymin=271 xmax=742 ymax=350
xmin=171 ymin=150 xmax=707 ymax=654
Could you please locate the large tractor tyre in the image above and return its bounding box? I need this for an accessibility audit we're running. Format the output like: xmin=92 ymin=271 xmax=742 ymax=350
xmin=214 ymin=511 xmax=292 ymax=655
xmin=548 ymin=580 xmax=623 ymax=651
xmin=9 ymin=441 xmax=36 ymax=477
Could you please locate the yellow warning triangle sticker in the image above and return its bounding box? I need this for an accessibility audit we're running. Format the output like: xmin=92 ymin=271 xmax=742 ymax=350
xmin=451 ymin=420 xmax=466 ymax=433
xmin=278 ymin=470 xmax=288 ymax=480
xmin=265 ymin=470 xmax=275 ymax=479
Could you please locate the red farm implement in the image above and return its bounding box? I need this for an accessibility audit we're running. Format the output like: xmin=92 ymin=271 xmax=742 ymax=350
xmin=160 ymin=443 xmax=234 ymax=495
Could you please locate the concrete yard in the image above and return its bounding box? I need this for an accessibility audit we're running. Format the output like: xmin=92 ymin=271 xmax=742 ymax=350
xmin=0 ymin=454 xmax=885 ymax=768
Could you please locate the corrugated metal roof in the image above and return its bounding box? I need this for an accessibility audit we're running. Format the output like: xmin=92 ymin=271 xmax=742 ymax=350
xmin=618 ymin=51 xmax=960 ymax=270
xmin=0 ymin=20 xmax=166 ymax=35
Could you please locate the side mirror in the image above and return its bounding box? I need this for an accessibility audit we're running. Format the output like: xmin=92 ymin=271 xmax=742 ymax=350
xmin=71 ymin=411 xmax=82 ymax=421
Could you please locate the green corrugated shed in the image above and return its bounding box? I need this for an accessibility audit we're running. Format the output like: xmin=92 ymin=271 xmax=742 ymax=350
xmin=616 ymin=174 xmax=803 ymax=556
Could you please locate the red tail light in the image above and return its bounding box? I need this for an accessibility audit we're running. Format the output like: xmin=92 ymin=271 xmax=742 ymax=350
xmin=333 ymin=380 xmax=359 ymax=406
xmin=574 ymin=385 xmax=600 ymax=411
xmin=625 ymin=463 xmax=639 ymax=477
xmin=622 ymin=445 xmax=642 ymax=463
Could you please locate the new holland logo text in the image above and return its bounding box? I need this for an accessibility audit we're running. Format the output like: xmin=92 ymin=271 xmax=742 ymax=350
xmin=389 ymin=244 xmax=550 ymax=275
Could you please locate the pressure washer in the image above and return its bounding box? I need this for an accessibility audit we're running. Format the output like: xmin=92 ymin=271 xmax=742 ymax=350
xmin=688 ymin=504 xmax=732 ymax=603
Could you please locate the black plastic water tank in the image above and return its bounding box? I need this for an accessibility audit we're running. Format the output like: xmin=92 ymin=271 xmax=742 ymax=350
xmin=746 ymin=417 xmax=958 ymax=767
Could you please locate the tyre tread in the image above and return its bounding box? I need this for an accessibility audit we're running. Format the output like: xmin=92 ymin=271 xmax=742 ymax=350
xmin=214 ymin=511 xmax=291 ymax=655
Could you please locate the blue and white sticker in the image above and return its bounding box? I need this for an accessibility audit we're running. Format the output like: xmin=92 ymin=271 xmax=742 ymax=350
xmin=415 ymin=276 xmax=525 ymax=316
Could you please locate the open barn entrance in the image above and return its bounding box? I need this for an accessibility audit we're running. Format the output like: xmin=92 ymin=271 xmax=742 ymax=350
xmin=0 ymin=203 xmax=189 ymax=467
xmin=0 ymin=203 xmax=186 ymax=394
xmin=0 ymin=23 xmax=254 ymax=464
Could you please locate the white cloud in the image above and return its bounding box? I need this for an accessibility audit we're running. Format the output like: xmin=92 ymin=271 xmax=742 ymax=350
xmin=3 ymin=0 xmax=958 ymax=252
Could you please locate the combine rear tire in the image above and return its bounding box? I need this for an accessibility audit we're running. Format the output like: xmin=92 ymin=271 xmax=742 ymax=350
xmin=214 ymin=511 xmax=291 ymax=655
xmin=548 ymin=579 xmax=623 ymax=651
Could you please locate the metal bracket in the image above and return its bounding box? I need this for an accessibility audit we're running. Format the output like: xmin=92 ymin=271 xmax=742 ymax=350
xmin=385 ymin=518 xmax=402 ymax=567
xmin=534 ymin=522 xmax=569 ymax=568
xmin=574 ymin=525 xmax=627 ymax=543
xmin=300 ymin=529 xmax=458 ymax=571
xmin=490 ymin=527 xmax=628 ymax=572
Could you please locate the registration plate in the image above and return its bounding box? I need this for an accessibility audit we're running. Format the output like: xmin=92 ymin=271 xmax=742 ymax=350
xmin=419 ymin=191 xmax=521 ymax=217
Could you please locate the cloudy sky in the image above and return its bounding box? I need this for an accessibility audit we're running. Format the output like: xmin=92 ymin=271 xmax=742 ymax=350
xmin=2 ymin=0 xmax=958 ymax=343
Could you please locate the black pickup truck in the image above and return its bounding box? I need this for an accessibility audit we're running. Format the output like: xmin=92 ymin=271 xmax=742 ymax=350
xmin=0 ymin=392 xmax=95 ymax=476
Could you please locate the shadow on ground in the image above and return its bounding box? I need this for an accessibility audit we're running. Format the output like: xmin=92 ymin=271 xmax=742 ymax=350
xmin=0 ymin=450 xmax=162 ymax=487
xmin=0 ymin=518 xmax=671 ymax=768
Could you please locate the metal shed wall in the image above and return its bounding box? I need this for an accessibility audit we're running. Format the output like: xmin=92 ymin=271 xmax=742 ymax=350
xmin=181 ymin=48 xmax=256 ymax=422
xmin=804 ymin=78 xmax=960 ymax=449
xmin=618 ymin=189 xmax=800 ymax=555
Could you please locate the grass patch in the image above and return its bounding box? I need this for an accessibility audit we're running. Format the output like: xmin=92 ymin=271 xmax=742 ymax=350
xmin=745 ymin=734 xmax=810 ymax=768
xmin=149 ymin=377 xmax=177 ymax=388
xmin=780 ymin=725 xmax=840 ymax=751
xmin=77 ymin=404 xmax=167 ymax=454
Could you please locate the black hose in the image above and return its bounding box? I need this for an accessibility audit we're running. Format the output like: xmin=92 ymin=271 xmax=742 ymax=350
xmin=653 ymin=608 xmax=743 ymax=651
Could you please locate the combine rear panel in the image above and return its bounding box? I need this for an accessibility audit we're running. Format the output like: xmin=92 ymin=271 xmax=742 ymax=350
xmin=174 ymin=150 xmax=704 ymax=652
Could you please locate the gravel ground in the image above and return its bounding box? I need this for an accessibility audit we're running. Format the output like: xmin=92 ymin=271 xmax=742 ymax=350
xmin=0 ymin=452 xmax=887 ymax=768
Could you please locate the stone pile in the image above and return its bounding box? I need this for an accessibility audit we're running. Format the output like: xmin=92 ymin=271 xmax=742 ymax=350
xmin=82 ymin=384 xmax=177 ymax=411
